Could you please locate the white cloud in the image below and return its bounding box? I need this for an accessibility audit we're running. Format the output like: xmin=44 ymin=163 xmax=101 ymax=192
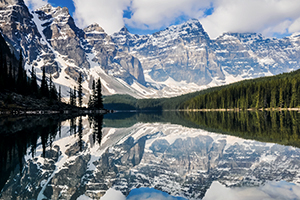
xmin=72 ymin=0 xmax=300 ymax=38
xmin=72 ymin=0 xmax=131 ymax=34
xmin=125 ymin=0 xmax=211 ymax=30
xmin=24 ymin=0 xmax=48 ymax=10
xmin=200 ymin=0 xmax=300 ymax=38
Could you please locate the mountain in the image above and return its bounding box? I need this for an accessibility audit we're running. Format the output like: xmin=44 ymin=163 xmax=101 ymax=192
xmin=112 ymin=20 xmax=300 ymax=95
xmin=1 ymin=116 xmax=300 ymax=199
xmin=1 ymin=0 xmax=300 ymax=100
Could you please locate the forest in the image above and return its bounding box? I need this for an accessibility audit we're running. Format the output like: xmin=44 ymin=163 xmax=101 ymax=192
xmin=0 ymin=33 xmax=60 ymax=104
xmin=181 ymin=69 xmax=300 ymax=110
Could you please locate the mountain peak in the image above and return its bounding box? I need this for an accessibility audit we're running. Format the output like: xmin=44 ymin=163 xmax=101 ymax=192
xmin=119 ymin=26 xmax=129 ymax=34
xmin=0 ymin=0 xmax=24 ymax=6
xmin=36 ymin=3 xmax=70 ymax=16
xmin=84 ymin=23 xmax=105 ymax=33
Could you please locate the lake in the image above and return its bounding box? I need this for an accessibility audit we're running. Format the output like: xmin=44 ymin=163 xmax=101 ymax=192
xmin=1 ymin=111 xmax=300 ymax=200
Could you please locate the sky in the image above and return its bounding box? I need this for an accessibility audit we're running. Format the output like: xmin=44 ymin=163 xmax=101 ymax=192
xmin=24 ymin=0 xmax=300 ymax=39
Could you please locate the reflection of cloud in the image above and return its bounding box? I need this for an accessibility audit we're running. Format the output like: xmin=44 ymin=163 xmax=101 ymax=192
xmin=127 ymin=188 xmax=186 ymax=200
xmin=203 ymin=181 xmax=300 ymax=200
xmin=101 ymin=188 xmax=126 ymax=200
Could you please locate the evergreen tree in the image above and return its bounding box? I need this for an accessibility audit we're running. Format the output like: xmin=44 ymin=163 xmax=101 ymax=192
xmin=17 ymin=49 xmax=25 ymax=94
xmin=69 ymin=88 xmax=73 ymax=106
xmin=49 ymin=74 xmax=57 ymax=100
xmin=58 ymin=86 xmax=61 ymax=102
xmin=40 ymin=67 xmax=49 ymax=98
xmin=8 ymin=61 xmax=14 ymax=90
xmin=73 ymin=86 xmax=77 ymax=107
xmin=78 ymin=73 xmax=83 ymax=107
xmin=30 ymin=66 xmax=38 ymax=95
xmin=0 ymin=51 xmax=3 ymax=89
xmin=94 ymin=78 xmax=103 ymax=109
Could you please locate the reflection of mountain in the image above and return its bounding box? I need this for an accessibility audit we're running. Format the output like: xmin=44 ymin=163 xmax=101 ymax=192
xmin=1 ymin=114 xmax=300 ymax=199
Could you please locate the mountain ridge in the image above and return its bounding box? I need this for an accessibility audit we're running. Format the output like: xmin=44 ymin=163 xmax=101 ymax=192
xmin=1 ymin=1 xmax=300 ymax=100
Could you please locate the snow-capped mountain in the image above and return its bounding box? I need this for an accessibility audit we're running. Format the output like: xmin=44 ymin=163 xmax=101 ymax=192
xmin=1 ymin=0 xmax=300 ymax=100
xmin=1 ymin=117 xmax=300 ymax=199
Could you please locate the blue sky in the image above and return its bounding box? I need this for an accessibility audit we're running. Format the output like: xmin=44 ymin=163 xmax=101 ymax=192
xmin=24 ymin=0 xmax=300 ymax=38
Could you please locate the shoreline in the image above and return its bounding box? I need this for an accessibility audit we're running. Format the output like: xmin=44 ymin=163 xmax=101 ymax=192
xmin=179 ymin=108 xmax=300 ymax=112
xmin=0 ymin=108 xmax=112 ymax=115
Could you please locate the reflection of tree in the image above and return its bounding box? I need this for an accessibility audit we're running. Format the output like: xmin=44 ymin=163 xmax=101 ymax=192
xmin=91 ymin=115 xmax=104 ymax=146
xmin=78 ymin=116 xmax=83 ymax=151
xmin=70 ymin=117 xmax=76 ymax=135
xmin=0 ymin=115 xmax=78 ymax=192
xmin=183 ymin=111 xmax=300 ymax=148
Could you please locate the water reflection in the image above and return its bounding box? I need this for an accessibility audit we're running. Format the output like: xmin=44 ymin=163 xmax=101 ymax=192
xmin=0 ymin=111 xmax=300 ymax=199
xmin=182 ymin=111 xmax=300 ymax=148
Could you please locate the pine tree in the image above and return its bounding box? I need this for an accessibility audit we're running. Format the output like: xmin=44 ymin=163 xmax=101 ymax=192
xmin=73 ymin=86 xmax=77 ymax=106
xmin=40 ymin=67 xmax=49 ymax=98
xmin=88 ymin=80 xmax=96 ymax=109
xmin=279 ymin=87 xmax=284 ymax=108
xmin=31 ymin=66 xmax=38 ymax=95
xmin=16 ymin=48 xmax=27 ymax=94
xmin=78 ymin=73 xmax=83 ymax=107
xmin=58 ymin=86 xmax=61 ymax=102
xmin=94 ymin=78 xmax=103 ymax=109
xmin=8 ymin=61 xmax=14 ymax=90
xmin=49 ymin=74 xmax=57 ymax=100
xmin=69 ymin=88 xmax=73 ymax=106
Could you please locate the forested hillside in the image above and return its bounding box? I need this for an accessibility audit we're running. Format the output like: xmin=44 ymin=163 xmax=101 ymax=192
xmin=103 ymin=91 xmax=207 ymax=110
xmin=181 ymin=69 xmax=300 ymax=110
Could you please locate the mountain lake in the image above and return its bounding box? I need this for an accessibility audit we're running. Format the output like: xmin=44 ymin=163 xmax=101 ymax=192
xmin=1 ymin=111 xmax=300 ymax=200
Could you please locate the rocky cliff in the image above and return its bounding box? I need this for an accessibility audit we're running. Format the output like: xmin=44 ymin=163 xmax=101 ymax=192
xmin=1 ymin=1 xmax=300 ymax=99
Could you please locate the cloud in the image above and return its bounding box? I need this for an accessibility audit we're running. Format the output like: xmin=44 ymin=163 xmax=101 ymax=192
xmin=24 ymin=0 xmax=48 ymax=10
xmin=125 ymin=0 xmax=211 ymax=30
xmin=203 ymin=181 xmax=300 ymax=200
xmin=200 ymin=0 xmax=300 ymax=38
xmin=72 ymin=0 xmax=131 ymax=34
xmin=72 ymin=0 xmax=300 ymax=38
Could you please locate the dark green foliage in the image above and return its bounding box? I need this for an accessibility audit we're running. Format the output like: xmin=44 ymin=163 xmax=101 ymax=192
xmin=103 ymin=91 xmax=206 ymax=111
xmin=90 ymin=114 xmax=104 ymax=145
xmin=40 ymin=67 xmax=49 ymax=98
xmin=16 ymin=49 xmax=27 ymax=94
xmin=30 ymin=66 xmax=38 ymax=95
xmin=69 ymin=87 xmax=76 ymax=106
xmin=183 ymin=111 xmax=300 ymax=148
xmin=78 ymin=73 xmax=83 ymax=107
xmin=49 ymin=74 xmax=58 ymax=101
xmin=0 ymin=33 xmax=61 ymax=104
xmin=88 ymin=78 xmax=103 ymax=109
xmin=182 ymin=69 xmax=300 ymax=109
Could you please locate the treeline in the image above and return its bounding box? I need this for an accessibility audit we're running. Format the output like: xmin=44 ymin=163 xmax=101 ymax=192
xmin=0 ymin=34 xmax=60 ymax=102
xmin=181 ymin=69 xmax=300 ymax=109
xmin=103 ymin=91 xmax=203 ymax=111
xmin=68 ymin=73 xmax=103 ymax=109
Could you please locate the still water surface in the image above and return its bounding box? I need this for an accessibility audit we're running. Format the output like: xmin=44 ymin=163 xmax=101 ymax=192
xmin=1 ymin=111 xmax=300 ymax=199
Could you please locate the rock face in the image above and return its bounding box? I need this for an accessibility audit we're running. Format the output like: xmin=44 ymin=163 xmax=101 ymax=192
xmin=113 ymin=19 xmax=220 ymax=85
xmin=1 ymin=1 xmax=300 ymax=98
xmin=112 ymin=19 xmax=300 ymax=88
xmin=83 ymin=23 xmax=145 ymax=85
xmin=0 ymin=1 xmax=146 ymax=99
